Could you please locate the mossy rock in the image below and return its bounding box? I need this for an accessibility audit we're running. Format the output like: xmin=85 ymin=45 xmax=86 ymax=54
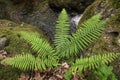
xmin=0 ymin=65 xmax=21 ymax=80
xmin=0 ymin=19 xmax=48 ymax=79
xmin=78 ymin=0 xmax=120 ymax=54
xmin=0 ymin=0 xmax=57 ymax=41
xmin=0 ymin=19 xmax=46 ymax=55
xmin=78 ymin=0 xmax=120 ymax=79
xmin=49 ymin=0 xmax=94 ymax=12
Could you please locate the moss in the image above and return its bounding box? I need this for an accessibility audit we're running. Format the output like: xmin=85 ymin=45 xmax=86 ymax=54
xmin=79 ymin=0 xmax=118 ymax=25
xmin=0 ymin=20 xmax=46 ymax=55
xmin=0 ymin=19 xmax=48 ymax=79
xmin=33 ymin=0 xmax=49 ymax=12
xmin=0 ymin=65 xmax=21 ymax=80
xmin=79 ymin=0 xmax=120 ymax=56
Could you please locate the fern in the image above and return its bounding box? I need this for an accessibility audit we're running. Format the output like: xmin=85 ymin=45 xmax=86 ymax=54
xmin=64 ymin=53 xmax=120 ymax=80
xmin=1 ymin=9 xmax=120 ymax=80
xmin=2 ymin=54 xmax=58 ymax=71
xmin=2 ymin=32 xmax=59 ymax=71
xmin=19 ymin=32 xmax=55 ymax=57
xmin=54 ymin=9 xmax=70 ymax=50
xmin=57 ymin=14 xmax=108 ymax=58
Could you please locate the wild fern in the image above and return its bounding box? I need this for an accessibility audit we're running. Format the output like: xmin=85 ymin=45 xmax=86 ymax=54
xmin=54 ymin=9 xmax=70 ymax=50
xmin=64 ymin=53 xmax=120 ymax=80
xmin=2 ymin=54 xmax=58 ymax=71
xmin=19 ymin=32 xmax=55 ymax=57
xmin=1 ymin=9 xmax=120 ymax=80
xmin=2 ymin=32 xmax=59 ymax=71
xmin=57 ymin=14 xmax=108 ymax=58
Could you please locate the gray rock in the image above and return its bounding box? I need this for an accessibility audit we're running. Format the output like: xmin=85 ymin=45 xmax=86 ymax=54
xmin=0 ymin=37 xmax=7 ymax=48
xmin=0 ymin=0 xmax=95 ymax=41
xmin=48 ymin=0 xmax=95 ymax=13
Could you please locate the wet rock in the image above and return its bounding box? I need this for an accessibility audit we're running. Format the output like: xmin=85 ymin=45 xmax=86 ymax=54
xmin=0 ymin=0 xmax=57 ymax=41
xmin=0 ymin=0 xmax=95 ymax=41
xmin=0 ymin=20 xmax=46 ymax=55
xmin=0 ymin=37 xmax=8 ymax=48
xmin=78 ymin=0 xmax=120 ymax=53
xmin=78 ymin=1 xmax=120 ymax=79
xmin=49 ymin=0 xmax=95 ymax=13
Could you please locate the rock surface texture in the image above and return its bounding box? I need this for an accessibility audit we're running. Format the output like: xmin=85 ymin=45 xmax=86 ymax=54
xmin=0 ymin=37 xmax=8 ymax=48
xmin=78 ymin=0 xmax=120 ymax=53
xmin=78 ymin=0 xmax=120 ymax=79
xmin=48 ymin=0 xmax=95 ymax=13
xmin=0 ymin=0 xmax=95 ymax=41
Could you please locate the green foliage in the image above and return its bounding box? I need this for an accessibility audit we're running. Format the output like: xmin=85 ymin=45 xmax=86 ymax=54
xmin=64 ymin=53 xmax=120 ymax=80
xmin=19 ymin=32 xmax=55 ymax=57
xmin=54 ymin=9 xmax=70 ymax=50
xmin=1 ymin=9 xmax=120 ymax=80
xmin=2 ymin=54 xmax=58 ymax=71
xmin=94 ymin=65 xmax=117 ymax=80
xmin=57 ymin=14 xmax=108 ymax=58
xmin=2 ymin=31 xmax=58 ymax=71
xmin=0 ymin=65 xmax=21 ymax=80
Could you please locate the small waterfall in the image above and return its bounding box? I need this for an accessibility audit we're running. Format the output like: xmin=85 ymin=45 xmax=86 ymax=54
xmin=70 ymin=14 xmax=83 ymax=33
xmin=71 ymin=14 xmax=83 ymax=27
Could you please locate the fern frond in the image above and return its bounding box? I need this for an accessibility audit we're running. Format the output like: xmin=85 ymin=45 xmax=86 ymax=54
xmin=57 ymin=14 xmax=108 ymax=58
xmin=2 ymin=54 xmax=58 ymax=71
xmin=64 ymin=53 xmax=120 ymax=80
xmin=54 ymin=9 xmax=70 ymax=50
xmin=19 ymin=32 xmax=54 ymax=57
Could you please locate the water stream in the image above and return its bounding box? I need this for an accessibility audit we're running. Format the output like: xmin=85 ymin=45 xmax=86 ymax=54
xmin=71 ymin=14 xmax=83 ymax=27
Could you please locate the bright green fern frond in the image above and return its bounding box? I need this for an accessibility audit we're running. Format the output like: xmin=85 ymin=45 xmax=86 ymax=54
xmin=19 ymin=32 xmax=54 ymax=57
xmin=54 ymin=9 xmax=70 ymax=50
xmin=57 ymin=14 xmax=108 ymax=58
xmin=2 ymin=54 xmax=36 ymax=71
xmin=64 ymin=53 xmax=120 ymax=80
xmin=2 ymin=54 xmax=58 ymax=71
xmin=73 ymin=53 xmax=120 ymax=72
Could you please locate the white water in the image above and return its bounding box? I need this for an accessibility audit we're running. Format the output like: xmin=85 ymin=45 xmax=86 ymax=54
xmin=71 ymin=14 xmax=83 ymax=27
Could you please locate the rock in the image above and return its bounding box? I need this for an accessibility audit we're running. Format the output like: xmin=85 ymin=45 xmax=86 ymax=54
xmin=0 ymin=54 xmax=6 ymax=59
xmin=0 ymin=0 xmax=57 ymax=41
xmin=118 ymin=39 xmax=120 ymax=45
xmin=48 ymin=0 xmax=95 ymax=13
xmin=77 ymin=0 xmax=120 ymax=79
xmin=0 ymin=0 xmax=95 ymax=41
xmin=0 ymin=50 xmax=7 ymax=59
xmin=78 ymin=0 xmax=120 ymax=53
xmin=0 ymin=37 xmax=7 ymax=48
xmin=0 ymin=50 xmax=7 ymax=55
xmin=0 ymin=20 xmax=46 ymax=55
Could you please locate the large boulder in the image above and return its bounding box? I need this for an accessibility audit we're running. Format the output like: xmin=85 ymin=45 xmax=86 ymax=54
xmin=78 ymin=0 xmax=120 ymax=53
xmin=0 ymin=0 xmax=96 ymax=41
xmin=48 ymin=0 xmax=95 ymax=13
xmin=78 ymin=0 xmax=120 ymax=79
xmin=0 ymin=0 xmax=57 ymax=41
xmin=0 ymin=19 xmax=46 ymax=80
xmin=0 ymin=20 xmax=45 ymax=55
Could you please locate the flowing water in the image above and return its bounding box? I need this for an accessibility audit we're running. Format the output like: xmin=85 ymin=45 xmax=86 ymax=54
xmin=71 ymin=14 xmax=83 ymax=27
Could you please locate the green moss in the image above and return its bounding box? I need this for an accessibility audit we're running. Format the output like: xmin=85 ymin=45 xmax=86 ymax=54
xmin=79 ymin=0 xmax=120 ymax=55
xmin=0 ymin=19 xmax=47 ymax=79
xmin=0 ymin=20 xmax=46 ymax=55
xmin=0 ymin=65 xmax=21 ymax=80
xmin=33 ymin=0 xmax=49 ymax=12
xmin=79 ymin=0 xmax=118 ymax=25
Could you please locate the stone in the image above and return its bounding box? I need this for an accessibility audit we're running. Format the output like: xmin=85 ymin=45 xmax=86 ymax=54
xmin=0 ymin=0 xmax=95 ymax=41
xmin=0 ymin=20 xmax=45 ymax=55
xmin=0 ymin=37 xmax=7 ymax=48
xmin=78 ymin=0 xmax=120 ymax=53
xmin=48 ymin=0 xmax=95 ymax=13
xmin=77 ymin=0 xmax=120 ymax=78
